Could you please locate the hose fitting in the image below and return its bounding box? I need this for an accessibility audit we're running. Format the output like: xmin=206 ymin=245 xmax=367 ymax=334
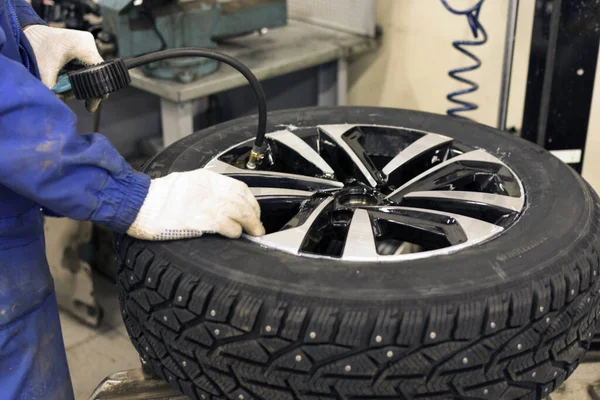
xmin=52 ymin=48 xmax=268 ymax=163
xmin=246 ymin=144 xmax=266 ymax=170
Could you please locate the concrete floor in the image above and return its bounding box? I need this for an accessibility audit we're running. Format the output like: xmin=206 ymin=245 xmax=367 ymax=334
xmin=60 ymin=273 xmax=600 ymax=400
xmin=551 ymin=360 xmax=600 ymax=400
xmin=59 ymin=273 xmax=141 ymax=400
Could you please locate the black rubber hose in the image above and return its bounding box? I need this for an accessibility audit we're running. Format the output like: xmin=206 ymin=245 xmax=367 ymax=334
xmin=125 ymin=48 xmax=267 ymax=149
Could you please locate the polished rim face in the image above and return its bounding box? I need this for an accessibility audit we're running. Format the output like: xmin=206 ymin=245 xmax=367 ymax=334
xmin=203 ymin=124 xmax=525 ymax=262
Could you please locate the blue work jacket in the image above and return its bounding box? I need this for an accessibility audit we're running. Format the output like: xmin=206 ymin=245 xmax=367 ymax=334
xmin=0 ymin=0 xmax=150 ymax=338
xmin=1 ymin=2 xmax=150 ymax=397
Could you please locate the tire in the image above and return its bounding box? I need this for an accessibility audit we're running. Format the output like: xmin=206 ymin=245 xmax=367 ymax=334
xmin=116 ymin=107 xmax=600 ymax=400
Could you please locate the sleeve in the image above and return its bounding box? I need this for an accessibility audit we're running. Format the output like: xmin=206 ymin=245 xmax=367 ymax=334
xmin=14 ymin=0 xmax=47 ymax=27
xmin=0 ymin=52 xmax=151 ymax=233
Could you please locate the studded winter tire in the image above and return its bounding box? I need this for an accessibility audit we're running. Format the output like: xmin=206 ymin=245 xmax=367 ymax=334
xmin=116 ymin=107 xmax=600 ymax=400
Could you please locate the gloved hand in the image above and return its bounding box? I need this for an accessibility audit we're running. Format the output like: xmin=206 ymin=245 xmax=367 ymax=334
xmin=127 ymin=169 xmax=265 ymax=240
xmin=23 ymin=25 xmax=105 ymax=112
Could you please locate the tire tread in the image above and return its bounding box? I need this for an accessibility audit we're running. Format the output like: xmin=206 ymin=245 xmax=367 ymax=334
xmin=116 ymin=193 xmax=600 ymax=400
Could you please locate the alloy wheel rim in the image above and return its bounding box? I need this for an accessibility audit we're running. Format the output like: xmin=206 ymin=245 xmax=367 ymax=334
xmin=203 ymin=124 xmax=525 ymax=262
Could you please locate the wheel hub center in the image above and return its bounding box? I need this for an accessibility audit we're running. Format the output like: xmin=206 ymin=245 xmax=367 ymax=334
xmin=337 ymin=193 xmax=378 ymax=207
xmin=333 ymin=187 xmax=387 ymax=210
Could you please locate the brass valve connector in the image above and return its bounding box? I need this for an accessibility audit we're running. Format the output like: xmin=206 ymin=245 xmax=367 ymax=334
xmin=246 ymin=148 xmax=264 ymax=170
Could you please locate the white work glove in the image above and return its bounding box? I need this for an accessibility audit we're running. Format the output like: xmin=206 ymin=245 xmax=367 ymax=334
xmin=127 ymin=170 xmax=265 ymax=240
xmin=23 ymin=25 xmax=105 ymax=112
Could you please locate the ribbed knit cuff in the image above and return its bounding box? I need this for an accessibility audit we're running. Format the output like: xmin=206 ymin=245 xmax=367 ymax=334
xmin=107 ymin=170 xmax=151 ymax=233
xmin=16 ymin=2 xmax=46 ymax=27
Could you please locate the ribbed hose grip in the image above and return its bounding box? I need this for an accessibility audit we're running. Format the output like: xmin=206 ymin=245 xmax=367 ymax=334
xmin=68 ymin=59 xmax=131 ymax=100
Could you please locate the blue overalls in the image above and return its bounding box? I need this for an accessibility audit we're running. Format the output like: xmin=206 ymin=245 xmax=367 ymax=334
xmin=0 ymin=1 xmax=150 ymax=398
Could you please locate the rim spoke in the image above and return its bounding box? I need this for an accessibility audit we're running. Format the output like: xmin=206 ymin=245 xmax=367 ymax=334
xmin=250 ymin=187 xmax=315 ymax=200
xmin=380 ymin=206 xmax=503 ymax=245
xmin=403 ymin=190 xmax=523 ymax=213
xmin=204 ymin=159 xmax=343 ymax=191
xmin=267 ymin=130 xmax=335 ymax=177
xmin=342 ymin=209 xmax=378 ymax=261
xmin=382 ymin=133 xmax=452 ymax=176
xmin=386 ymin=149 xmax=508 ymax=200
xmin=247 ymin=197 xmax=334 ymax=254
xmin=371 ymin=208 xmax=464 ymax=246
xmin=318 ymin=124 xmax=379 ymax=187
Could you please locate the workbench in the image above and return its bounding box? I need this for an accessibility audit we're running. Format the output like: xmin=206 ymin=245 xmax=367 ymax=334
xmin=128 ymin=19 xmax=379 ymax=145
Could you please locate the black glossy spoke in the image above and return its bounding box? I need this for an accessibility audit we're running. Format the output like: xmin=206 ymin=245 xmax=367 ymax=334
xmin=250 ymin=187 xmax=315 ymax=200
xmin=251 ymin=188 xmax=317 ymax=234
xmin=205 ymin=159 xmax=343 ymax=192
xmin=400 ymin=190 xmax=523 ymax=225
xmin=267 ymin=130 xmax=336 ymax=178
xmin=248 ymin=197 xmax=335 ymax=255
xmin=236 ymin=173 xmax=341 ymax=192
xmin=386 ymin=150 xmax=520 ymax=201
xmin=375 ymin=207 xmax=504 ymax=247
xmin=318 ymin=125 xmax=382 ymax=187
xmin=370 ymin=208 xmax=466 ymax=248
xmin=382 ymin=133 xmax=453 ymax=188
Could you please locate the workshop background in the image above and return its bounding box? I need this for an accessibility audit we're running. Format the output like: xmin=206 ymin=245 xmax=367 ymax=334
xmin=42 ymin=0 xmax=600 ymax=399
xmin=69 ymin=1 xmax=600 ymax=193
xmin=347 ymin=0 xmax=600 ymax=191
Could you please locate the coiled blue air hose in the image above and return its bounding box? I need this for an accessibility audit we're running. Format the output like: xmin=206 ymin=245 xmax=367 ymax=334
xmin=440 ymin=0 xmax=488 ymax=119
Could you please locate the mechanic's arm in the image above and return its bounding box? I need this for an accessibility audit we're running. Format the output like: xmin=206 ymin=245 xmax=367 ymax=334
xmin=0 ymin=53 xmax=264 ymax=239
xmin=14 ymin=0 xmax=46 ymax=27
